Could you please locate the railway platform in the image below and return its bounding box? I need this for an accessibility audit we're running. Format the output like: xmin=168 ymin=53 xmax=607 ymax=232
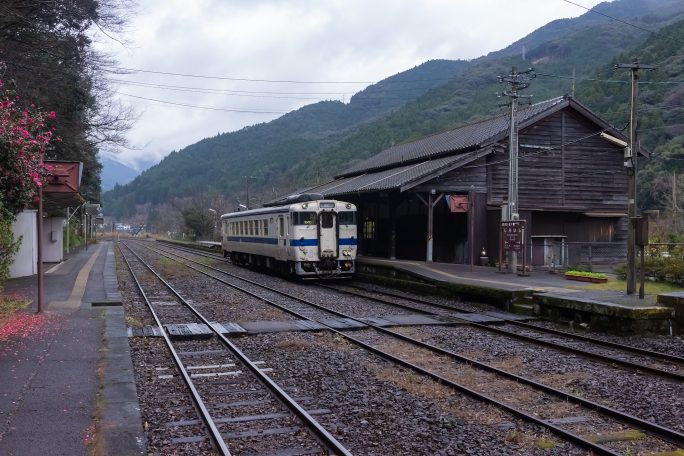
xmin=357 ymin=256 xmax=682 ymax=335
xmin=0 ymin=241 xmax=145 ymax=456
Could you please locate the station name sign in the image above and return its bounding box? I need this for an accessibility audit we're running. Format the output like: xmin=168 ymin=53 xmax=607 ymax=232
xmin=43 ymin=161 xmax=83 ymax=193
xmin=501 ymin=220 xmax=526 ymax=252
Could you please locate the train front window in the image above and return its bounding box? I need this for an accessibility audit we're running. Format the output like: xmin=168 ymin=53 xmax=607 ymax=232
xmin=293 ymin=212 xmax=317 ymax=226
xmin=320 ymin=212 xmax=334 ymax=229
xmin=338 ymin=211 xmax=356 ymax=225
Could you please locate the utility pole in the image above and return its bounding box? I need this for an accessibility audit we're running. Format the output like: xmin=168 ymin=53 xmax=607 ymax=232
xmin=499 ymin=66 xmax=534 ymax=273
xmin=243 ymin=176 xmax=256 ymax=209
xmin=615 ymin=59 xmax=655 ymax=295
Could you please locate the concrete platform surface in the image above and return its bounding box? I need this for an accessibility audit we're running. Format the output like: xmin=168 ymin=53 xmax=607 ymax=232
xmin=358 ymin=256 xmax=681 ymax=334
xmin=358 ymin=256 xmax=669 ymax=305
xmin=0 ymin=241 xmax=145 ymax=455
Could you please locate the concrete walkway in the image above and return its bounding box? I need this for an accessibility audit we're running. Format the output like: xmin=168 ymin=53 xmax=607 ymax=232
xmin=0 ymin=241 xmax=145 ymax=455
xmin=358 ymin=256 xmax=680 ymax=334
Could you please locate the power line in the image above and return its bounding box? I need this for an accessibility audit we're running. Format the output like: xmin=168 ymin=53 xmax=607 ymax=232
xmin=103 ymin=65 xmax=458 ymax=85
xmin=107 ymin=78 xmax=444 ymax=101
xmin=109 ymin=80 xmax=330 ymax=101
xmin=117 ymin=92 xmax=288 ymax=114
xmin=559 ymin=0 xmax=655 ymax=34
xmin=538 ymin=72 xmax=684 ymax=86
xmin=105 ymin=66 xmax=372 ymax=84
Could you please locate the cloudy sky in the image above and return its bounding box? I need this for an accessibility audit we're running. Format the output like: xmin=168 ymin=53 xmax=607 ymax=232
xmin=95 ymin=0 xmax=607 ymax=170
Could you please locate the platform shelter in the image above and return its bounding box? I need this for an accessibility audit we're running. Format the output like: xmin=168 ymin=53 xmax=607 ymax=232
xmin=273 ymin=96 xmax=641 ymax=267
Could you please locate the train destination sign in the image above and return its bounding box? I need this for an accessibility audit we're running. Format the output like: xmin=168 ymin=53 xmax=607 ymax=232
xmin=501 ymin=220 xmax=526 ymax=252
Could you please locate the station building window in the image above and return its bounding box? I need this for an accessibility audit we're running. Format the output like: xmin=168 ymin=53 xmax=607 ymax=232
xmin=363 ymin=218 xmax=376 ymax=240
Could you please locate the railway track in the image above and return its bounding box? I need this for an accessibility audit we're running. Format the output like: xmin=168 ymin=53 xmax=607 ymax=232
xmin=317 ymin=283 xmax=684 ymax=382
xmin=127 ymin=240 xmax=684 ymax=455
xmin=119 ymin=241 xmax=352 ymax=455
xmin=152 ymin=240 xmax=684 ymax=379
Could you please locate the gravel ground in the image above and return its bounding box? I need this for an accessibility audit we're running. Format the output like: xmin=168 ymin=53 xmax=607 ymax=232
xmin=234 ymin=330 xmax=584 ymax=455
xmin=350 ymin=281 xmax=684 ymax=356
xmin=392 ymin=324 xmax=684 ymax=434
xmin=117 ymin=243 xmax=684 ymax=454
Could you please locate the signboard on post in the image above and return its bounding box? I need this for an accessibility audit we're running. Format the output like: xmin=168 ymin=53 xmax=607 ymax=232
xmin=448 ymin=195 xmax=470 ymax=213
xmin=43 ymin=161 xmax=82 ymax=193
xmin=499 ymin=220 xmax=528 ymax=274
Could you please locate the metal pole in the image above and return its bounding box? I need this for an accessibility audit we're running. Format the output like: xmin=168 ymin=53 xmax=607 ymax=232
xmin=469 ymin=191 xmax=474 ymax=272
xmin=627 ymin=63 xmax=638 ymax=294
xmin=616 ymin=59 xmax=655 ymax=294
xmin=65 ymin=207 xmax=70 ymax=254
xmin=508 ymin=68 xmax=519 ymax=274
xmin=36 ymin=185 xmax=44 ymax=313
xmin=426 ymin=191 xmax=434 ymax=262
xmin=639 ymin=245 xmax=645 ymax=299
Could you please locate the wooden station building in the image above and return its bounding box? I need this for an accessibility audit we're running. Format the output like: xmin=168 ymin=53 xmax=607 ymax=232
xmin=277 ymin=96 xmax=637 ymax=267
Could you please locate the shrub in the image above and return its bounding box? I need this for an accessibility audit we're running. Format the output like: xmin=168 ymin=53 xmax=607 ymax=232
xmin=614 ymin=257 xmax=684 ymax=285
xmin=564 ymin=270 xmax=608 ymax=279
xmin=0 ymin=199 xmax=20 ymax=289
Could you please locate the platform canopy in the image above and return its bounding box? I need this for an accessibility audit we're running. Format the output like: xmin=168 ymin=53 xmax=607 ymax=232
xmin=42 ymin=161 xmax=84 ymax=212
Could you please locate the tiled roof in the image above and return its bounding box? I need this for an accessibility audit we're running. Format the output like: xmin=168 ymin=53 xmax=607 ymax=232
xmin=291 ymin=148 xmax=492 ymax=199
xmin=338 ymin=96 xmax=566 ymax=177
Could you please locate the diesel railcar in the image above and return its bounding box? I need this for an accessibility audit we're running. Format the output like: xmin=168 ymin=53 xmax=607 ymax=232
xmin=220 ymin=195 xmax=357 ymax=278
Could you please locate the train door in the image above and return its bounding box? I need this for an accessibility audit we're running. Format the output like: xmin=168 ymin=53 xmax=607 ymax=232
xmin=277 ymin=215 xmax=287 ymax=260
xmin=318 ymin=212 xmax=338 ymax=258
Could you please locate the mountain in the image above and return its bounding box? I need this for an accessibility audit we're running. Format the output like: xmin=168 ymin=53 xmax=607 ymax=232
xmin=100 ymin=156 xmax=141 ymax=191
xmin=103 ymin=0 xmax=684 ymax=220
xmin=103 ymin=59 xmax=470 ymax=216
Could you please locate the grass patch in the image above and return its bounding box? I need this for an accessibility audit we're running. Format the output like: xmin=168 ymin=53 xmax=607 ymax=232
xmin=125 ymin=316 xmax=144 ymax=328
xmin=569 ymin=279 xmax=682 ymax=294
xmin=275 ymin=338 xmax=311 ymax=351
xmin=534 ymin=438 xmax=556 ymax=449
xmin=0 ymin=294 xmax=30 ymax=327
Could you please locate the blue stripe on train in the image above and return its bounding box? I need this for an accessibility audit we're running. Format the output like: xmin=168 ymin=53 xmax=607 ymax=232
xmin=290 ymin=238 xmax=318 ymax=247
xmin=226 ymin=236 xmax=278 ymax=245
xmin=227 ymin=237 xmax=357 ymax=247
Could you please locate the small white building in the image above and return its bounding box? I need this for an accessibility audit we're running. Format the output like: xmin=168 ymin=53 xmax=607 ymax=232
xmin=9 ymin=210 xmax=38 ymax=278
xmin=9 ymin=212 xmax=67 ymax=278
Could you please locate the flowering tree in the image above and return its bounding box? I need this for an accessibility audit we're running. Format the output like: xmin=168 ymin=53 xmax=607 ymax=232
xmin=0 ymin=80 xmax=56 ymax=216
xmin=0 ymin=80 xmax=56 ymax=286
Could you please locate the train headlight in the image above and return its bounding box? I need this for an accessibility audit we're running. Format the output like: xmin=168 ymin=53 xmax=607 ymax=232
xmin=342 ymin=249 xmax=352 ymax=257
xmin=346 ymin=203 xmax=351 ymax=209
xmin=302 ymin=203 xmax=308 ymax=209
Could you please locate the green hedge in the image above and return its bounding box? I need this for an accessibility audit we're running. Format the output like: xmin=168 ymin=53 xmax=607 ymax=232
xmin=615 ymin=257 xmax=684 ymax=285
xmin=0 ymin=200 xmax=20 ymax=290
xmin=564 ymin=270 xmax=608 ymax=279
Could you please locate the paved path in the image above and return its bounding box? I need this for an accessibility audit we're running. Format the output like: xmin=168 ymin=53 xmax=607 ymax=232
xmin=0 ymin=241 xmax=144 ymax=456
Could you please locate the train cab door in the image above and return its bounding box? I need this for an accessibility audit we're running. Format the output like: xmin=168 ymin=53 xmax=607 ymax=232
xmin=318 ymin=212 xmax=338 ymax=258
xmin=277 ymin=215 xmax=287 ymax=260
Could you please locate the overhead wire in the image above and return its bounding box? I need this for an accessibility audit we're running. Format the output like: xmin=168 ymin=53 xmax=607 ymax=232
xmin=559 ymin=0 xmax=656 ymax=34
xmin=103 ymin=65 xmax=459 ymax=85
xmin=117 ymin=92 xmax=288 ymax=114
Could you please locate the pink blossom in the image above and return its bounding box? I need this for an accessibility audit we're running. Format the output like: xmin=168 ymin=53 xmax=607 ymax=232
xmin=49 ymin=111 xmax=56 ymax=120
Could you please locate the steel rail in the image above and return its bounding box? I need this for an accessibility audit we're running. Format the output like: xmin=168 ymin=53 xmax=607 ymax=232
xmin=118 ymin=243 xmax=232 ymax=455
xmin=319 ymin=284 xmax=684 ymax=383
xmin=138 ymin=242 xmax=684 ymax=452
xmin=342 ymin=284 xmax=684 ymax=364
xmin=149 ymin=240 xmax=684 ymax=367
xmin=121 ymin=241 xmax=353 ymax=456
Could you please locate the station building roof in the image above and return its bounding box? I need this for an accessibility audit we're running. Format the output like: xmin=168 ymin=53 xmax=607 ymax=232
xmin=269 ymin=95 xmax=632 ymax=205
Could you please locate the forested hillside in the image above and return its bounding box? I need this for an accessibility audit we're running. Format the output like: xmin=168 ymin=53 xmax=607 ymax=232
xmin=104 ymin=59 xmax=470 ymax=216
xmin=103 ymin=0 xmax=684 ymax=225
xmin=576 ymin=17 xmax=684 ymax=210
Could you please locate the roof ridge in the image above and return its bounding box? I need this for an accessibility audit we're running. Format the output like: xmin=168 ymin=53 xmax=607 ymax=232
xmin=378 ymin=95 xmax=567 ymax=151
